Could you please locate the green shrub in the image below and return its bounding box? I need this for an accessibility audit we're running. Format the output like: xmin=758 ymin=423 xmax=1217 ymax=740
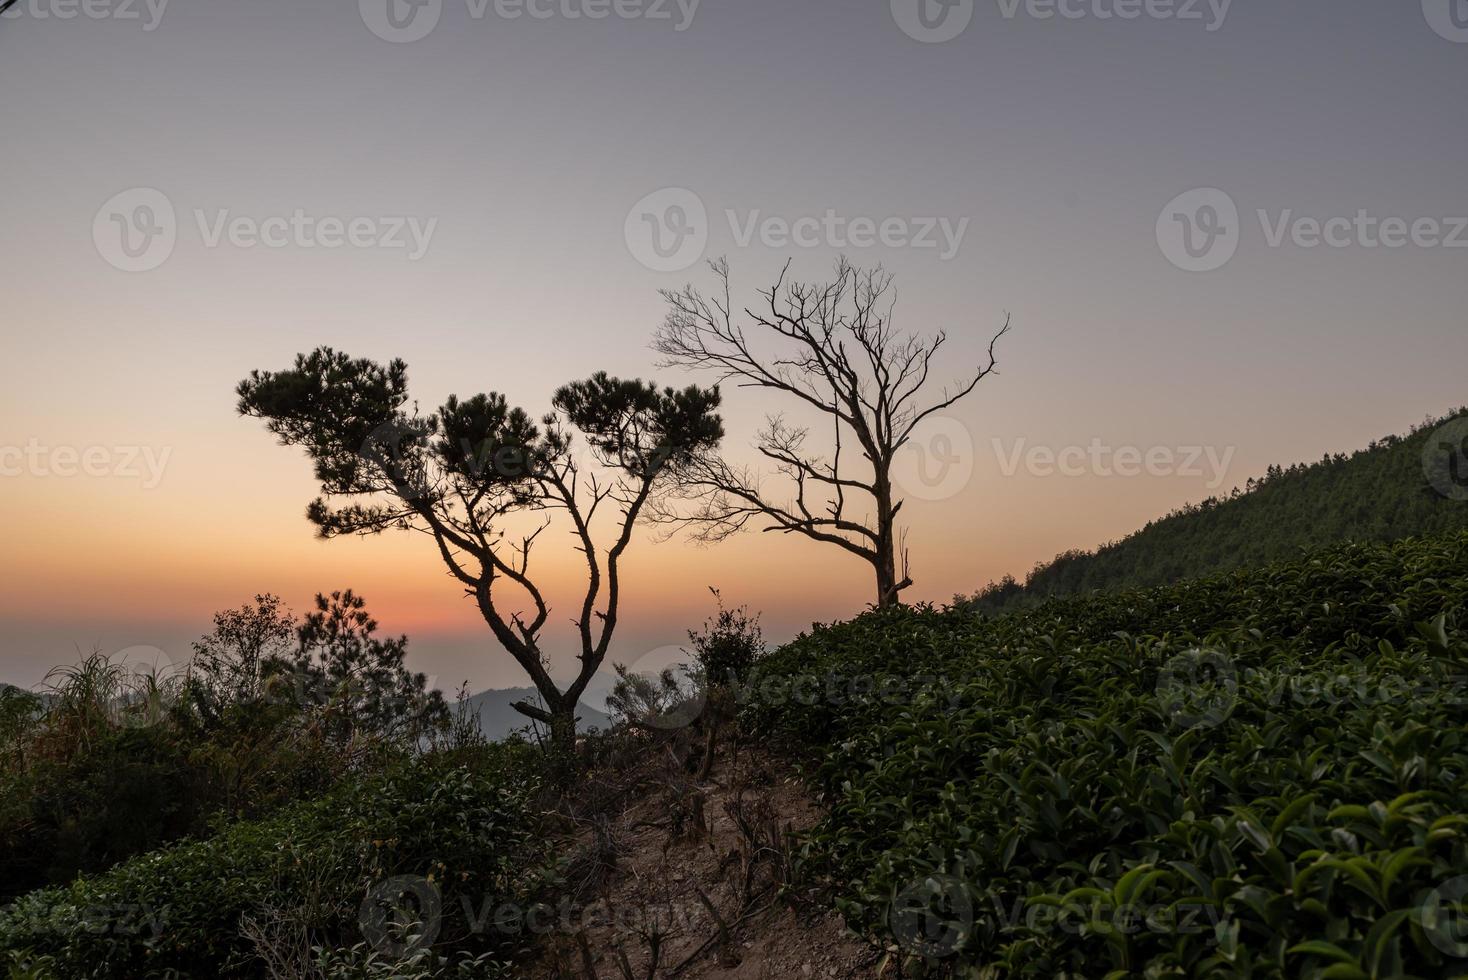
xmin=0 ymin=590 xmax=455 ymax=904
xmin=0 ymin=746 xmax=548 ymax=979
xmin=687 ymin=588 xmax=764 ymax=689
xmin=747 ymin=531 xmax=1468 ymax=977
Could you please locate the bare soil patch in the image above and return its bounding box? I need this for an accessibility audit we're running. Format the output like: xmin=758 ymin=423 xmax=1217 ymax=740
xmin=529 ymin=737 xmax=882 ymax=979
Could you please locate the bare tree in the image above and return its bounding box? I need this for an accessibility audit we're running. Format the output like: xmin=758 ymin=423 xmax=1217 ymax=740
xmin=238 ymin=351 xmax=722 ymax=762
xmin=652 ymin=258 xmax=1009 ymax=608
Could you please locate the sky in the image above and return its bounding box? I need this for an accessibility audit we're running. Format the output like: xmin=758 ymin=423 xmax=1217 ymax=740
xmin=2 ymin=0 xmax=1466 ymax=695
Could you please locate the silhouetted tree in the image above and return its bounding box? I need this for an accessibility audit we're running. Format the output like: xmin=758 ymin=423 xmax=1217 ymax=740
xmin=290 ymin=589 xmax=447 ymax=745
xmin=237 ymin=349 xmax=723 ymax=760
xmin=188 ymin=593 xmax=295 ymax=722
xmin=653 ymin=258 xmax=1010 ymax=607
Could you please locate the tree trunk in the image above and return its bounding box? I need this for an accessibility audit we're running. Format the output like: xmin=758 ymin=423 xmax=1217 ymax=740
xmin=873 ymin=474 xmax=902 ymax=608
xmin=875 ymin=554 xmax=899 ymax=608
xmin=548 ymin=705 xmax=576 ymax=748
xmin=546 ymin=704 xmax=578 ymax=783
xmin=511 ymin=694 xmax=581 ymax=782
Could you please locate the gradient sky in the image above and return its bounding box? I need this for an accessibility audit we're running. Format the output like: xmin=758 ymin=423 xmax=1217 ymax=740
xmin=2 ymin=0 xmax=1466 ymax=695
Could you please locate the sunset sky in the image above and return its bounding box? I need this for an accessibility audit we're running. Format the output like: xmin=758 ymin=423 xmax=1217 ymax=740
xmin=2 ymin=0 xmax=1465 ymax=695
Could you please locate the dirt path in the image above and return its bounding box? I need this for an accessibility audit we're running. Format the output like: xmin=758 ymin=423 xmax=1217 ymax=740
xmin=530 ymin=740 xmax=883 ymax=979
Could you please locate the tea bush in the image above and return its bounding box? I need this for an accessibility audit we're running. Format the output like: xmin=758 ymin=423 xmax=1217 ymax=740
xmin=747 ymin=532 xmax=1468 ymax=977
xmin=0 ymin=745 xmax=548 ymax=979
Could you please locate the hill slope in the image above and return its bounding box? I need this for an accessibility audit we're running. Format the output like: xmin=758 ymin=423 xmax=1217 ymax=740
xmin=749 ymin=529 xmax=1468 ymax=976
xmin=969 ymin=407 xmax=1468 ymax=612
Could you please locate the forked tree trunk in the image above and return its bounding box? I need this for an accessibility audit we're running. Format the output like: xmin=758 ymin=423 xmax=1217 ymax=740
xmin=511 ymin=691 xmax=581 ymax=780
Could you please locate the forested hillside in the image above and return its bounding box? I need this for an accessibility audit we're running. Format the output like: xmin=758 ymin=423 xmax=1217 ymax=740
xmin=968 ymin=408 xmax=1468 ymax=612
xmin=750 ymin=530 xmax=1468 ymax=977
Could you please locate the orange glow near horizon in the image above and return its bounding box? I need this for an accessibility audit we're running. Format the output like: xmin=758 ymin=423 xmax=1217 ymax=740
xmin=5 ymin=0 xmax=1467 ymax=691
xmin=5 ymin=383 xmax=1455 ymax=695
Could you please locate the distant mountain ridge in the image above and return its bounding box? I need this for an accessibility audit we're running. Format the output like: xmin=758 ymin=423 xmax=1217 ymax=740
xmin=2 ymin=674 xmax=613 ymax=744
xmin=968 ymin=407 xmax=1468 ymax=613
xmin=460 ymin=687 xmax=613 ymax=742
